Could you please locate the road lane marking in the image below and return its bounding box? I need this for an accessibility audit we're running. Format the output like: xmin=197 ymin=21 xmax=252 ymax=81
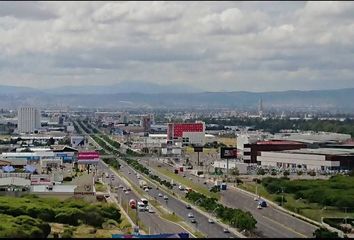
xmin=262 ymin=215 xmax=307 ymax=238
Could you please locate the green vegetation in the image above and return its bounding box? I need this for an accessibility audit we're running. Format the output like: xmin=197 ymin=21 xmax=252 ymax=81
xmin=261 ymin=176 xmax=354 ymax=209
xmin=313 ymin=228 xmax=339 ymax=238
xmin=0 ymin=195 xmax=121 ymax=237
xmin=153 ymin=166 xmax=219 ymax=199
xmin=186 ymin=191 xmax=257 ymax=231
xmin=95 ymin=182 xmax=107 ymax=192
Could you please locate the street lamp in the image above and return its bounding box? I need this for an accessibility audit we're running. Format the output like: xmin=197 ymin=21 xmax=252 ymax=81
xmin=195 ymin=198 xmax=203 ymax=205
xmin=212 ymin=206 xmax=221 ymax=216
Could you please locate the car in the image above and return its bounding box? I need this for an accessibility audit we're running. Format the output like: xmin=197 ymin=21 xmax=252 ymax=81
xmin=163 ymin=195 xmax=168 ymax=200
xmin=178 ymin=185 xmax=184 ymax=191
xmin=185 ymin=204 xmax=192 ymax=209
xmin=183 ymin=174 xmax=186 ymax=177
xmin=223 ymin=229 xmax=230 ymax=233
xmin=257 ymin=205 xmax=262 ymax=209
xmin=187 ymin=213 xmax=194 ymax=218
xmin=203 ymin=182 xmax=207 ymax=185
xmin=144 ymin=188 xmax=149 ymax=192
xmin=147 ymin=207 xmax=155 ymax=213
xmin=190 ymin=218 xmax=196 ymax=223
xmin=208 ymin=218 xmax=214 ymax=224
xmin=158 ymin=193 xmax=163 ymax=197
xmin=118 ymin=185 xmax=124 ymax=188
xmin=254 ymin=197 xmax=259 ymax=201
xmin=122 ymin=187 xmax=127 ymax=192
xmin=128 ymin=172 xmax=131 ymax=174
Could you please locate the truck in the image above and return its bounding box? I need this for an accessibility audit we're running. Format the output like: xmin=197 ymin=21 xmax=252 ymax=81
xmin=139 ymin=180 xmax=148 ymax=189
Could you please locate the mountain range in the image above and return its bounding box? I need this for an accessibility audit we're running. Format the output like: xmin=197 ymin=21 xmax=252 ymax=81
xmin=0 ymin=82 xmax=354 ymax=112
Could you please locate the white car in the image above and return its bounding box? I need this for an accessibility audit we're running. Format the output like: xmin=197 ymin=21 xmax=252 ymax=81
xmin=178 ymin=185 xmax=184 ymax=191
xmin=257 ymin=205 xmax=262 ymax=209
xmin=208 ymin=218 xmax=214 ymax=224
xmin=187 ymin=213 xmax=194 ymax=218
xmin=163 ymin=195 xmax=168 ymax=200
xmin=147 ymin=206 xmax=155 ymax=213
xmin=144 ymin=188 xmax=149 ymax=192
xmin=158 ymin=193 xmax=163 ymax=197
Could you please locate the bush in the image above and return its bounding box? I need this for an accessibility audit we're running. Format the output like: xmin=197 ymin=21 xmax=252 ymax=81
xmin=63 ymin=176 xmax=72 ymax=182
xmin=313 ymin=228 xmax=338 ymax=238
xmin=257 ymin=168 xmax=265 ymax=175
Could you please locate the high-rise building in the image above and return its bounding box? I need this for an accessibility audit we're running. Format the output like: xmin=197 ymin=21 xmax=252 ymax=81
xmin=258 ymin=98 xmax=263 ymax=117
xmin=17 ymin=107 xmax=41 ymax=133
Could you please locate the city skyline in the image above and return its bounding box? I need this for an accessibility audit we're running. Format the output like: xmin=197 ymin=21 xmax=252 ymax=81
xmin=0 ymin=1 xmax=353 ymax=92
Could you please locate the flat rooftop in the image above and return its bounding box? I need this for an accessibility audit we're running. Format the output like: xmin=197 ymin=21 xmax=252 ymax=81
xmin=281 ymin=148 xmax=354 ymax=156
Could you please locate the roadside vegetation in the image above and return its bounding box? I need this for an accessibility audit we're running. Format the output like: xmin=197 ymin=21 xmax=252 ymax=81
xmin=0 ymin=194 xmax=122 ymax=237
xmin=186 ymin=191 xmax=257 ymax=232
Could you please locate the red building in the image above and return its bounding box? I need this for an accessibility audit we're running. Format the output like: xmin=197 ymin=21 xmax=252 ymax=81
xmin=167 ymin=122 xmax=205 ymax=146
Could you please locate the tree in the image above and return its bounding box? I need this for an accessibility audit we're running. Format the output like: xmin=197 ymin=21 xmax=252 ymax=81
xmin=308 ymin=170 xmax=316 ymax=177
xmin=313 ymin=228 xmax=338 ymax=238
xmin=230 ymin=167 xmax=240 ymax=176
xmin=257 ymin=168 xmax=265 ymax=175
xmin=47 ymin=137 xmax=55 ymax=146
xmin=283 ymin=170 xmax=290 ymax=177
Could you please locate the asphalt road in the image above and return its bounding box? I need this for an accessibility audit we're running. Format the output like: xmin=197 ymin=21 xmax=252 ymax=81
xmin=96 ymin=161 xmax=187 ymax=235
xmin=114 ymin=157 xmax=238 ymax=238
xmin=141 ymin=156 xmax=318 ymax=238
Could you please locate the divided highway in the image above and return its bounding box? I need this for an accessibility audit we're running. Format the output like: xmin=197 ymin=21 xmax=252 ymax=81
xmin=141 ymin=156 xmax=319 ymax=238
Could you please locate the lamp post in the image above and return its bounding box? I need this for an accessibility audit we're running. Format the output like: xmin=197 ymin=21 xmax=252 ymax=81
xmin=212 ymin=206 xmax=221 ymax=216
xmin=195 ymin=198 xmax=203 ymax=205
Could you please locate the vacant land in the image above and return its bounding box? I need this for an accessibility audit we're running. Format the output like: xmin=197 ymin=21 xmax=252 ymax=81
xmin=239 ymin=176 xmax=354 ymax=222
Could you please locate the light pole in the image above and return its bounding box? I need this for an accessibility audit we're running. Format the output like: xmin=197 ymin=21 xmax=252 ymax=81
xmin=212 ymin=206 xmax=221 ymax=216
xmin=195 ymin=198 xmax=203 ymax=205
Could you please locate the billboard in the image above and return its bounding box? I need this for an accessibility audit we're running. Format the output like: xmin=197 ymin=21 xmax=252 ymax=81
xmin=220 ymin=147 xmax=237 ymax=159
xmin=193 ymin=146 xmax=203 ymax=153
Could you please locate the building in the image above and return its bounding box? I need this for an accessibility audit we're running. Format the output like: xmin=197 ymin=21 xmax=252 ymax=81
xmin=17 ymin=107 xmax=41 ymax=133
xmin=140 ymin=115 xmax=153 ymax=133
xmin=167 ymin=121 xmax=205 ymax=146
xmin=258 ymin=148 xmax=354 ymax=171
xmin=212 ymin=160 xmax=249 ymax=174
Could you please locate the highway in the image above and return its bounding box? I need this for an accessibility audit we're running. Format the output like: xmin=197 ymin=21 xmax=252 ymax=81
xmin=140 ymin=156 xmax=319 ymax=238
xmin=96 ymin=161 xmax=187 ymax=235
xmin=85 ymin=131 xmax=240 ymax=238
xmin=112 ymin=156 xmax=239 ymax=238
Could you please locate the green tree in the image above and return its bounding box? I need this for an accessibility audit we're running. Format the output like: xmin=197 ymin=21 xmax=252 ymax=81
xmin=313 ymin=228 xmax=338 ymax=238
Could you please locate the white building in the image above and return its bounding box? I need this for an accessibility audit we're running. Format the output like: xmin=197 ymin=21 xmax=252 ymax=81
xmin=18 ymin=107 xmax=41 ymax=133
xmin=212 ymin=160 xmax=249 ymax=174
xmin=257 ymin=148 xmax=354 ymax=171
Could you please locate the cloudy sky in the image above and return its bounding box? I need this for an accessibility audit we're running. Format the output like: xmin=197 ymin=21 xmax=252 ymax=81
xmin=0 ymin=1 xmax=354 ymax=92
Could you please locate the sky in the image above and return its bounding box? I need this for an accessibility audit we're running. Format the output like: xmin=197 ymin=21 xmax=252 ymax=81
xmin=0 ymin=1 xmax=354 ymax=92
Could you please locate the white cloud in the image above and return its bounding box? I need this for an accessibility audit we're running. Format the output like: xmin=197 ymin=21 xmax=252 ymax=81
xmin=0 ymin=1 xmax=353 ymax=91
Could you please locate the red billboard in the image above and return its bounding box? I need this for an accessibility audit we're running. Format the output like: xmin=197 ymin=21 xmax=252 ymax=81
xmin=78 ymin=151 xmax=100 ymax=160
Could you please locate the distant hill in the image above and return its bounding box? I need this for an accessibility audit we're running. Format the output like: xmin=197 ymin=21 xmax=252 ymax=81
xmin=0 ymin=84 xmax=354 ymax=112
xmin=45 ymin=81 xmax=201 ymax=94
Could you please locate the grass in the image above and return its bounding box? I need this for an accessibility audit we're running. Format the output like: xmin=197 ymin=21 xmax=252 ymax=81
xmin=217 ymin=137 xmax=236 ymax=147
xmin=239 ymin=181 xmax=354 ymax=222
xmin=152 ymin=166 xmax=220 ymax=199
xmin=95 ymin=182 xmax=107 ymax=192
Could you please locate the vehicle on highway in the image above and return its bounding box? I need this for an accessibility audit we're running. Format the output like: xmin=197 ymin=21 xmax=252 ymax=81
xmin=137 ymin=201 xmax=146 ymax=211
xmin=185 ymin=204 xmax=192 ymax=209
xmin=208 ymin=218 xmax=214 ymax=224
xmin=257 ymin=205 xmax=262 ymax=209
xmin=158 ymin=193 xmax=163 ymax=197
xmin=187 ymin=213 xmax=194 ymax=218
xmin=258 ymin=200 xmax=267 ymax=207
xmin=147 ymin=206 xmax=155 ymax=213
xmin=190 ymin=218 xmax=196 ymax=223
xmin=122 ymin=187 xmax=127 ymax=191
xmin=128 ymin=171 xmax=131 ymax=174
xmin=141 ymin=198 xmax=148 ymax=206
xmin=223 ymin=229 xmax=230 ymax=233
xmin=144 ymin=188 xmax=149 ymax=192
xmin=163 ymin=195 xmax=168 ymax=200
xmin=118 ymin=185 xmax=124 ymax=188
